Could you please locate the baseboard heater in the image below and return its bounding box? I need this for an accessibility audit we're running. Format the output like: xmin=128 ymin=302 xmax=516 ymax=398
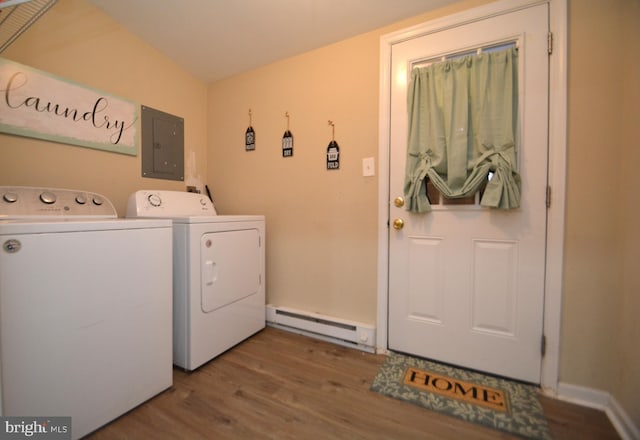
xmin=266 ymin=304 xmax=376 ymax=353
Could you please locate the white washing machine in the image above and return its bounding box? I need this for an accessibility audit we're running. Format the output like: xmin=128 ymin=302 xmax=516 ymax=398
xmin=127 ymin=190 xmax=265 ymax=371
xmin=0 ymin=186 xmax=173 ymax=440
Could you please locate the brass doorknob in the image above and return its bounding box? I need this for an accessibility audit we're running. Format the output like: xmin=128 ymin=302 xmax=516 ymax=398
xmin=393 ymin=218 xmax=404 ymax=230
xmin=394 ymin=196 xmax=405 ymax=208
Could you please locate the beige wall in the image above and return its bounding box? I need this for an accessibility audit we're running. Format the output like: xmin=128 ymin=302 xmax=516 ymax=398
xmin=617 ymin=0 xmax=640 ymax=424
xmin=563 ymin=0 xmax=640 ymax=425
xmin=2 ymin=0 xmax=639 ymax=430
xmin=207 ymin=30 xmax=380 ymax=324
xmin=614 ymin=0 xmax=639 ymax=425
xmin=0 ymin=0 xmax=208 ymax=215
xmin=563 ymin=0 xmax=624 ymax=391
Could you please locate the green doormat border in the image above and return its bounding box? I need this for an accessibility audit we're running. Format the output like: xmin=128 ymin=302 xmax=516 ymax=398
xmin=370 ymin=352 xmax=552 ymax=440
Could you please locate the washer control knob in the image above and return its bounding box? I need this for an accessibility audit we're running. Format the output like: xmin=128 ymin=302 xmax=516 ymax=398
xmin=92 ymin=196 xmax=104 ymax=206
xmin=200 ymin=198 xmax=208 ymax=206
xmin=3 ymin=192 xmax=18 ymax=203
xmin=147 ymin=194 xmax=162 ymax=207
xmin=40 ymin=191 xmax=56 ymax=204
xmin=75 ymin=195 xmax=87 ymax=205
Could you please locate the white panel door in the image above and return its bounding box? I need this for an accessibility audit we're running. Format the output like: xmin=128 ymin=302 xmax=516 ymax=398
xmin=388 ymin=4 xmax=549 ymax=383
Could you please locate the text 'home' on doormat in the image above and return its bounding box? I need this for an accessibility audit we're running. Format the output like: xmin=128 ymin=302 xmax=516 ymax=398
xmin=371 ymin=352 xmax=552 ymax=440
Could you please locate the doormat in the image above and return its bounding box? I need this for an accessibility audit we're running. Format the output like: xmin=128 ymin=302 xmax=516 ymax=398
xmin=370 ymin=353 xmax=552 ymax=440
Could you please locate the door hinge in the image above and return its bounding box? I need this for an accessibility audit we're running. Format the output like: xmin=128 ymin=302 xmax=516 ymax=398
xmin=541 ymin=334 xmax=547 ymax=357
xmin=548 ymin=32 xmax=553 ymax=54
xmin=546 ymin=186 xmax=551 ymax=208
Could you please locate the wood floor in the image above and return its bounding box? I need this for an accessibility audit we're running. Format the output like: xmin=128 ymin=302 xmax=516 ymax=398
xmin=87 ymin=327 xmax=620 ymax=439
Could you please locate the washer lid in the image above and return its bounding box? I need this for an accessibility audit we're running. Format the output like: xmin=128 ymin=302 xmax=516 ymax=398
xmin=0 ymin=218 xmax=172 ymax=234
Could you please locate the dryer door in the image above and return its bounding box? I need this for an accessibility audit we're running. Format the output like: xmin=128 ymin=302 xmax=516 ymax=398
xmin=201 ymin=229 xmax=261 ymax=312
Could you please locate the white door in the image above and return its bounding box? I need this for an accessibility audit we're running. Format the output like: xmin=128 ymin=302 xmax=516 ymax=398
xmin=388 ymin=4 xmax=549 ymax=383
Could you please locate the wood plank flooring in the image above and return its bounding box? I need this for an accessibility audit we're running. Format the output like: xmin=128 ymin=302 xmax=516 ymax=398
xmin=87 ymin=327 xmax=620 ymax=439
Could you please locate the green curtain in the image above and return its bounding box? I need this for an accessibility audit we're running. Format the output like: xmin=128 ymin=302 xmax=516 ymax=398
xmin=404 ymin=47 xmax=521 ymax=213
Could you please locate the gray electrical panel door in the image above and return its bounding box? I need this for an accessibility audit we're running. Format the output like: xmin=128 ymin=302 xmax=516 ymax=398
xmin=141 ymin=105 xmax=184 ymax=181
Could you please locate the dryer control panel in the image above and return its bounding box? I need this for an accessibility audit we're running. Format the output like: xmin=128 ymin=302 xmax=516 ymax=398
xmin=0 ymin=186 xmax=117 ymax=219
xmin=126 ymin=190 xmax=217 ymax=218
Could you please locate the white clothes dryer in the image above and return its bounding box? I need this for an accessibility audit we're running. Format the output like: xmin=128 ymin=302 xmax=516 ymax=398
xmin=0 ymin=186 xmax=173 ymax=440
xmin=127 ymin=190 xmax=265 ymax=371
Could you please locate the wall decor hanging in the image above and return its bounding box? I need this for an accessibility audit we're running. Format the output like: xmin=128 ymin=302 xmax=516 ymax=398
xmin=0 ymin=57 xmax=138 ymax=155
xmin=245 ymin=108 xmax=255 ymax=151
xmin=326 ymin=120 xmax=340 ymax=170
xmin=282 ymin=111 xmax=293 ymax=157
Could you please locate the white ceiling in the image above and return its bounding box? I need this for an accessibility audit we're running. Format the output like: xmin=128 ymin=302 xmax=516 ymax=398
xmin=87 ymin=0 xmax=459 ymax=83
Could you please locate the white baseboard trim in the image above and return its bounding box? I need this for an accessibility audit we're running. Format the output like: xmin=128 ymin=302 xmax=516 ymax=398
xmin=555 ymin=382 xmax=639 ymax=440
xmin=555 ymin=382 xmax=610 ymax=408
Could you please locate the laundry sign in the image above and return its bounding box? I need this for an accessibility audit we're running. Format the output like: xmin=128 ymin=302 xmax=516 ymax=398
xmin=0 ymin=57 xmax=138 ymax=155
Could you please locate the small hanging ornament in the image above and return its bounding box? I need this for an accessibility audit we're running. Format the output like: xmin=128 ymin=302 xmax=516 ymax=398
xmin=326 ymin=120 xmax=340 ymax=170
xmin=282 ymin=111 xmax=293 ymax=157
xmin=245 ymin=109 xmax=255 ymax=151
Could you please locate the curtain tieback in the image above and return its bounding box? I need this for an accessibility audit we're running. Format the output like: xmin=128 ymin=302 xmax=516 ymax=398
xmin=405 ymin=152 xmax=433 ymax=213
xmin=474 ymin=143 xmax=515 ymax=169
xmin=408 ymin=151 xmax=431 ymax=160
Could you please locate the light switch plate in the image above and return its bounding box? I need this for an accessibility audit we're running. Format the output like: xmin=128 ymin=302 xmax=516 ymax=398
xmin=362 ymin=157 xmax=375 ymax=177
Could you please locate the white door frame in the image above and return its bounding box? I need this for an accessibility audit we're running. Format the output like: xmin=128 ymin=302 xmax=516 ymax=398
xmin=376 ymin=0 xmax=567 ymax=392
